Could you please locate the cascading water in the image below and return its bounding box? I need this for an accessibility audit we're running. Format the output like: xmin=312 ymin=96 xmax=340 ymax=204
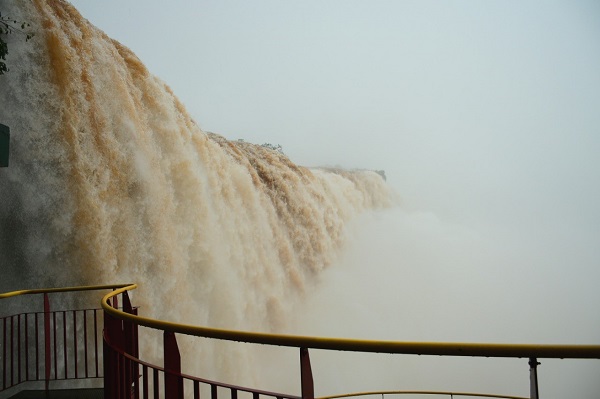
xmin=0 ymin=0 xmax=395 ymax=388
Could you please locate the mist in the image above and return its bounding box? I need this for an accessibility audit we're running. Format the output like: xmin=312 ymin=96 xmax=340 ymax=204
xmin=288 ymin=206 xmax=600 ymax=396
xmin=9 ymin=1 xmax=600 ymax=398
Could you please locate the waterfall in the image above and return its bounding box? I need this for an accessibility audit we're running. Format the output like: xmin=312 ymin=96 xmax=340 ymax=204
xmin=0 ymin=0 xmax=395 ymax=387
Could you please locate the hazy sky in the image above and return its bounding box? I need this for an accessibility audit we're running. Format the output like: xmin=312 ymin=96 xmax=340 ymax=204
xmin=67 ymin=1 xmax=600 ymax=397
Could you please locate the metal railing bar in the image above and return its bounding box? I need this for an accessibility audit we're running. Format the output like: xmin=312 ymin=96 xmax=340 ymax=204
xmin=153 ymin=368 xmax=159 ymax=399
xmin=94 ymin=309 xmax=99 ymax=378
xmin=10 ymin=315 xmax=14 ymax=387
xmin=2 ymin=317 xmax=6 ymax=390
xmin=143 ymin=365 xmax=149 ymax=399
xmin=34 ymin=312 xmax=39 ymax=381
xmin=315 ymin=390 xmax=529 ymax=399
xmin=25 ymin=313 xmax=29 ymax=382
xmin=18 ymin=314 xmax=21 ymax=385
xmin=102 ymin=285 xmax=600 ymax=360
xmin=52 ymin=311 xmax=57 ymax=381
xmin=316 ymin=391 xmax=528 ymax=399
xmin=83 ymin=310 xmax=89 ymax=378
xmin=73 ymin=310 xmax=78 ymax=379
xmin=30 ymin=376 xmax=103 ymax=381
xmin=62 ymin=311 xmax=67 ymax=380
xmin=0 ymin=284 xmax=135 ymax=299
xmin=119 ymin=353 xmax=126 ymax=399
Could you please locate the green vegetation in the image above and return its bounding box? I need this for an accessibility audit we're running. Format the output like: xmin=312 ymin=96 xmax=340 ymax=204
xmin=260 ymin=143 xmax=283 ymax=153
xmin=0 ymin=11 xmax=34 ymax=75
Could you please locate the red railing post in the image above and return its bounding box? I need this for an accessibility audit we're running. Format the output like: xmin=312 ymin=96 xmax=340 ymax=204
xmin=10 ymin=316 xmax=13 ymax=387
xmin=104 ymin=310 xmax=115 ymax=399
xmin=122 ymin=291 xmax=139 ymax=399
xmin=300 ymin=347 xmax=314 ymax=399
xmin=164 ymin=331 xmax=183 ymax=399
xmin=3 ymin=317 xmax=6 ymax=391
xmin=43 ymin=293 xmax=51 ymax=393
xmin=94 ymin=309 xmax=99 ymax=378
xmin=24 ymin=313 xmax=29 ymax=382
xmin=104 ymin=291 xmax=126 ymax=399
xmin=17 ymin=314 xmax=21 ymax=384
xmin=529 ymin=357 xmax=540 ymax=399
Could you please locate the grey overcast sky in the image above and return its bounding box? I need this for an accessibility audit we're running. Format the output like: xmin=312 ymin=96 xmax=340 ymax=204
xmin=65 ymin=1 xmax=600 ymax=396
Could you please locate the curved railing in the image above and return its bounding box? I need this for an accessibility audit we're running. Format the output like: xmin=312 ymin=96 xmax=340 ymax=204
xmin=101 ymin=284 xmax=600 ymax=399
xmin=3 ymin=284 xmax=600 ymax=399
xmin=0 ymin=284 xmax=132 ymax=396
xmin=102 ymin=284 xmax=600 ymax=359
xmin=317 ymin=391 xmax=528 ymax=399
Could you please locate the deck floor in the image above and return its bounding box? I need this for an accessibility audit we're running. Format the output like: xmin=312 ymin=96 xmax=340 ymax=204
xmin=7 ymin=389 xmax=104 ymax=399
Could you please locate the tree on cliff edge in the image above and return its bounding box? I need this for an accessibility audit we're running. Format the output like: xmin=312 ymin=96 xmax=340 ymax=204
xmin=0 ymin=11 xmax=34 ymax=75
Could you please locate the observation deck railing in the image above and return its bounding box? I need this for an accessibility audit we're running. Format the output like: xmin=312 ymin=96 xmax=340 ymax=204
xmin=0 ymin=284 xmax=130 ymax=396
xmin=1 ymin=284 xmax=599 ymax=399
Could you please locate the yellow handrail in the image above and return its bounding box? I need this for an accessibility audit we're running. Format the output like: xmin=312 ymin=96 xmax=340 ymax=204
xmin=102 ymin=284 xmax=600 ymax=359
xmin=317 ymin=390 xmax=527 ymax=399
xmin=0 ymin=283 xmax=135 ymax=299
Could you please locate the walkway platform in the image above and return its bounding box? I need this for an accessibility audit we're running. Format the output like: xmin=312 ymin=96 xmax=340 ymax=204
xmin=7 ymin=389 xmax=104 ymax=399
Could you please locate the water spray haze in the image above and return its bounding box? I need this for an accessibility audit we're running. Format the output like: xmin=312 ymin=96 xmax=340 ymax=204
xmin=288 ymin=204 xmax=600 ymax=397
